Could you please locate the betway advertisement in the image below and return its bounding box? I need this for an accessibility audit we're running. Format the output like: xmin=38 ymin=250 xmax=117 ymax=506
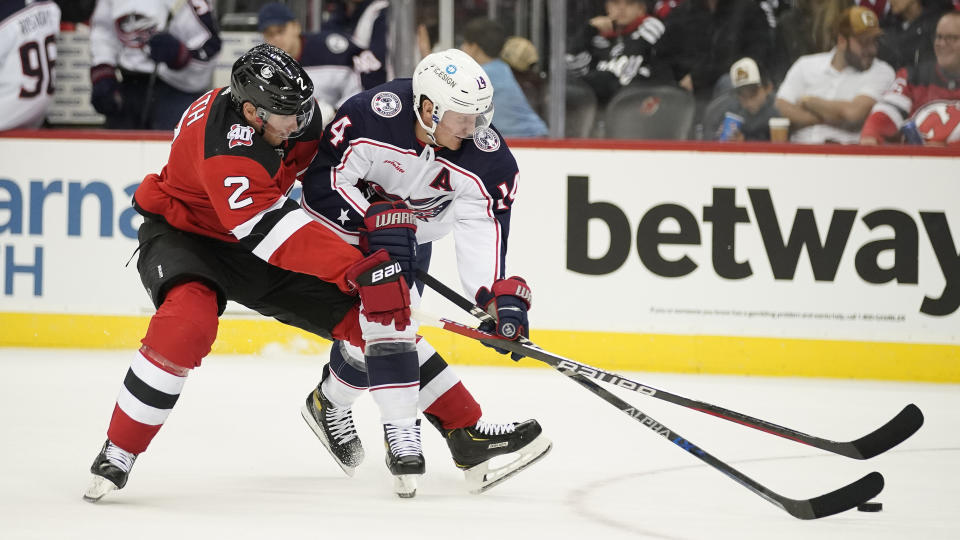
xmin=1 ymin=135 xmax=957 ymax=345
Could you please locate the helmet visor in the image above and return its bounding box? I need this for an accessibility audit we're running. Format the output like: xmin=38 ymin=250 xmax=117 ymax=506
xmin=437 ymin=103 xmax=494 ymax=139
xmin=257 ymin=98 xmax=315 ymax=139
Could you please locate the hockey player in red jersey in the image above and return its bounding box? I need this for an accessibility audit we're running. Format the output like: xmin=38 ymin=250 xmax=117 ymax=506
xmin=84 ymin=44 xmax=424 ymax=502
xmin=861 ymin=11 xmax=960 ymax=145
xmin=298 ymin=49 xmax=552 ymax=494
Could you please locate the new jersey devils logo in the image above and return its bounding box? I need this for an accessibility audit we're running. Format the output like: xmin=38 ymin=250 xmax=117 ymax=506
xmin=227 ymin=123 xmax=255 ymax=148
xmin=912 ymin=100 xmax=960 ymax=144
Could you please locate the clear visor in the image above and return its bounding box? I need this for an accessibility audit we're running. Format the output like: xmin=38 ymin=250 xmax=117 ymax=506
xmin=437 ymin=104 xmax=494 ymax=139
xmin=257 ymin=99 xmax=314 ymax=140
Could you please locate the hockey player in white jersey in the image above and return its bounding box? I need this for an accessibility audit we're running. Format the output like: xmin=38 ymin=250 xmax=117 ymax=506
xmin=299 ymin=48 xmax=551 ymax=494
xmin=0 ymin=0 xmax=60 ymax=131
xmin=88 ymin=0 xmax=221 ymax=129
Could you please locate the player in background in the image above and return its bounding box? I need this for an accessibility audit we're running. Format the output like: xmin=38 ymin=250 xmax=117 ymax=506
xmin=88 ymin=0 xmax=221 ymax=130
xmin=861 ymin=11 xmax=960 ymax=145
xmin=257 ymin=2 xmax=382 ymax=127
xmin=83 ymin=44 xmax=424 ymax=502
xmin=0 ymin=0 xmax=61 ymax=130
xmin=322 ymin=0 xmax=389 ymax=83
xmin=299 ymin=48 xmax=551 ymax=494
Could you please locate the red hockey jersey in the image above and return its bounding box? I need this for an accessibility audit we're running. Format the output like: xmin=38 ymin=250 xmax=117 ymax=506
xmin=861 ymin=63 xmax=960 ymax=145
xmin=133 ymin=87 xmax=363 ymax=291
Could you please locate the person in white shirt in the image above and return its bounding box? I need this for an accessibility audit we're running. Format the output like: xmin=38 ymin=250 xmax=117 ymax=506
xmin=0 ymin=0 xmax=61 ymax=131
xmin=776 ymin=6 xmax=895 ymax=143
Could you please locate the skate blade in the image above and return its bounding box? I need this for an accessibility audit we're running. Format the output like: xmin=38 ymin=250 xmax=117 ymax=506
xmin=300 ymin=403 xmax=359 ymax=477
xmin=82 ymin=475 xmax=119 ymax=503
xmin=393 ymin=474 xmax=418 ymax=498
xmin=466 ymin=434 xmax=552 ymax=494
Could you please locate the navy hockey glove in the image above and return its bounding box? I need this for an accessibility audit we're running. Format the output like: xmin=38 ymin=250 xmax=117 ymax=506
xmin=147 ymin=32 xmax=191 ymax=70
xmin=359 ymin=201 xmax=418 ymax=286
xmin=346 ymin=250 xmax=412 ymax=331
xmin=475 ymin=277 xmax=532 ymax=361
xmin=90 ymin=64 xmax=121 ymax=116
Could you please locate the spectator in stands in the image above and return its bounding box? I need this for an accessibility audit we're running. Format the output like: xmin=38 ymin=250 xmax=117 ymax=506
xmin=89 ymin=0 xmax=221 ymax=130
xmin=877 ymin=0 xmax=955 ymax=69
xmin=501 ymin=36 xmax=547 ymax=117
xmin=322 ymin=0 xmax=389 ymax=86
xmin=775 ymin=6 xmax=895 ymax=143
xmin=861 ymin=11 xmax=960 ymax=145
xmin=566 ymin=0 xmax=670 ymax=107
xmin=711 ymin=57 xmax=781 ymax=140
xmin=0 ymin=0 xmax=60 ymax=131
xmin=773 ymin=0 xmax=851 ymax=82
xmin=258 ymin=2 xmax=381 ymax=127
xmin=460 ymin=17 xmax=548 ymax=138
xmin=657 ymin=0 xmax=774 ymax=107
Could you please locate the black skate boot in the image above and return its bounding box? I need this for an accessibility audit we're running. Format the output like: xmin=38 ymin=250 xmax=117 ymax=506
xmin=383 ymin=420 xmax=425 ymax=498
xmin=301 ymin=384 xmax=364 ymax=476
xmin=427 ymin=414 xmax=552 ymax=494
xmin=83 ymin=439 xmax=137 ymax=502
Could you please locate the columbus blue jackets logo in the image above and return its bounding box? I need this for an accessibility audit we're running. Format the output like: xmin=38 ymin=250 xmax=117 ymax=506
xmin=227 ymin=123 xmax=255 ymax=148
xmin=473 ymin=127 xmax=500 ymax=152
xmin=115 ymin=13 xmax=157 ymax=48
xmin=372 ymin=92 xmax=402 ymax=118
xmin=325 ymin=33 xmax=349 ymax=54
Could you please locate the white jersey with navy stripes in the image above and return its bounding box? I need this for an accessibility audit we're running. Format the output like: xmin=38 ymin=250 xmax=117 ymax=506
xmin=89 ymin=0 xmax=220 ymax=93
xmin=0 ymin=0 xmax=60 ymax=130
xmin=300 ymin=78 xmax=520 ymax=298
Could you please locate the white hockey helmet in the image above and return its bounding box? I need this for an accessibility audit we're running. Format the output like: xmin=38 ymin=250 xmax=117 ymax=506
xmin=412 ymin=49 xmax=494 ymax=142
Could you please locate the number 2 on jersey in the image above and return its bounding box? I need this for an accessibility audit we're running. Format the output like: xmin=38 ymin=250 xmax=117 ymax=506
xmin=224 ymin=177 xmax=253 ymax=209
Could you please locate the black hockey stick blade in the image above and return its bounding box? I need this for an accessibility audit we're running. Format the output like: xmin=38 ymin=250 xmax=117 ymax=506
xmin=418 ymin=312 xmax=886 ymax=519
xmin=781 ymin=471 xmax=884 ymax=520
xmin=415 ymin=269 xmax=924 ymax=460
xmin=841 ymin=404 xmax=924 ymax=459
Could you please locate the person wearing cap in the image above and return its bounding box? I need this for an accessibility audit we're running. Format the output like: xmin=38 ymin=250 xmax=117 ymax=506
xmin=861 ymin=11 xmax=960 ymax=145
xmin=460 ymin=17 xmax=548 ymax=137
xmin=775 ymin=6 xmax=895 ymax=143
xmin=257 ymin=2 xmax=383 ymax=126
xmin=712 ymin=57 xmax=781 ymax=141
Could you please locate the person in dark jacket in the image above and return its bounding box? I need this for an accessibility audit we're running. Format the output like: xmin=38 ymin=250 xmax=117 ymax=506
xmin=658 ymin=0 xmax=774 ymax=108
xmin=878 ymin=0 xmax=955 ymax=69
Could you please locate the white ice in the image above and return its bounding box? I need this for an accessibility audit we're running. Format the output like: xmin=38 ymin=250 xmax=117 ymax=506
xmin=1 ymin=347 xmax=957 ymax=540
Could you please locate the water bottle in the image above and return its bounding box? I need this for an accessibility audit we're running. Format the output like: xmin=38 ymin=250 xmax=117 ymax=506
xmin=900 ymin=120 xmax=924 ymax=145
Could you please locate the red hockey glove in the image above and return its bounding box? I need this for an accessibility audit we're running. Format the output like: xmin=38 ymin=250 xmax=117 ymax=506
xmin=359 ymin=201 xmax=418 ymax=286
xmin=346 ymin=250 xmax=412 ymax=331
xmin=475 ymin=276 xmax=532 ymax=360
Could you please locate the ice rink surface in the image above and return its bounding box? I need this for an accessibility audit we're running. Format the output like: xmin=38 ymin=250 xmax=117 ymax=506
xmin=1 ymin=347 xmax=957 ymax=540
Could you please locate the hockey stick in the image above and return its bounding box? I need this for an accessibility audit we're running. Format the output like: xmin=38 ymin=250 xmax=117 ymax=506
xmin=416 ymin=269 xmax=923 ymax=460
xmin=141 ymin=0 xmax=189 ymax=128
xmin=412 ymin=310 xmax=884 ymax=519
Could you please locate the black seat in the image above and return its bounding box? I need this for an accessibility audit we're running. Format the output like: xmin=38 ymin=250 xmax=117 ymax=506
xmin=543 ymin=76 xmax=599 ymax=138
xmin=603 ymin=85 xmax=695 ymax=140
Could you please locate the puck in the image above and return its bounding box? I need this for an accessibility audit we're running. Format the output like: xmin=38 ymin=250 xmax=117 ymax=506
xmin=857 ymin=502 xmax=882 ymax=512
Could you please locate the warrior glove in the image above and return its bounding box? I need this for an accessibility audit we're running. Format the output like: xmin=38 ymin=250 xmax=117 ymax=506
xmin=346 ymin=250 xmax=412 ymax=331
xmin=359 ymin=201 xmax=418 ymax=287
xmin=475 ymin=276 xmax=532 ymax=361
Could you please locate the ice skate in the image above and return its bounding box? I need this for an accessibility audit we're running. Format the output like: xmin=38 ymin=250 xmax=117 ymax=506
xmin=301 ymin=386 xmax=364 ymax=476
xmin=428 ymin=415 xmax=552 ymax=494
xmin=383 ymin=420 xmax=425 ymax=498
xmin=83 ymin=439 xmax=137 ymax=502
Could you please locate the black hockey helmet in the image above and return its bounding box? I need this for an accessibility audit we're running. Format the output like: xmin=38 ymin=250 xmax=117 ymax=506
xmin=230 ymin=43 xmax=315 ymax=137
